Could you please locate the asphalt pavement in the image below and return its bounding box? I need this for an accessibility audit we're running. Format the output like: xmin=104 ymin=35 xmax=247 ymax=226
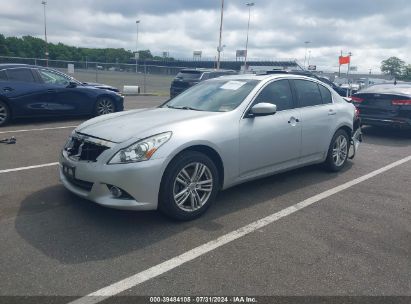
xmin=0 ymin=96 xmax=410 ymax=304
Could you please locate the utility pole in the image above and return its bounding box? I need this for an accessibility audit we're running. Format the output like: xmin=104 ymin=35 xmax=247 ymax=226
xmin=347 ymin=51 xmax=352 ymax=77
xmin=307 ymin=50 xmax=311 ymax=67
xmin=244 ymin=2 xmax=254 ymax=73
xmin=216 ymin=0 xmax=224 ymax=70
xmin=303 ymin=41 xmax=310 ymax=69
xmin=41 ymin=1 xmax=48 ymax=66
xmin=135 ymin=20 xmax=140 ymax=74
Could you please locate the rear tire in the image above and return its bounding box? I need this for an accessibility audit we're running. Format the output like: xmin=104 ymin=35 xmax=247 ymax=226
xmin=324 ymin=129 xmax=350 ymax=172
xmin=158 ymin=151 xmax=220 ymax=221
xmin=0 ymin=100 xmax=11 ymax=127
xmin=95 ymin=97 xmax=115 ymax=116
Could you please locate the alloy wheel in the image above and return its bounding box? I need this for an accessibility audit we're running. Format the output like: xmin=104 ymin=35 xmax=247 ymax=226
xmin=173 ymin=162 xmax=213 ymax=212
xmin=0 ymin=103 xmax=8 ymax=124
xmin=96 ymin=98 xmax=114 ymax=115
xmin=332 ymin=135 xmax=348 ymax=167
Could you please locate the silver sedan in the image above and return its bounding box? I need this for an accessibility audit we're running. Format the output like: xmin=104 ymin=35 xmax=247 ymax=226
xmin=60 ymin=74 xmax=359 ymax=220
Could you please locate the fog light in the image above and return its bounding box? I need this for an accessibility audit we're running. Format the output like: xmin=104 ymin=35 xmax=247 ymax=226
xmin=109 ymin=186 xmax=122 ymax=198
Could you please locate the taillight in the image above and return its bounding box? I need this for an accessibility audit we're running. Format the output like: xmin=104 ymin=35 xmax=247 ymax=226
xmin=354 ymin=107 xmax=360 ymax=118
xmin=351 ymin=96 xmax=364 ymax=103
xmin=392 ymin=99 xmax=411 ymax=105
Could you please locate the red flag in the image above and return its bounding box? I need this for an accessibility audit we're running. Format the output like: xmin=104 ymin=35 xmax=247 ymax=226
xmin=339 ymin=56 xmax=350 ymax=65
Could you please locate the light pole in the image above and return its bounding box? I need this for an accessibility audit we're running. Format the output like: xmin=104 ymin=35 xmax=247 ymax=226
xmin=244 ymin=2 xmax=254 ymax=73
xmin=307 ymin=50 xmax=311 ymax=67
xmin=41 ymin=1 xmax=48 ymax=66
xmin=135 ymin=20 xmax=140 ymax=74
xmin=303 ymin=40 xmax=310 ymax=69
xmin=216 ymin=0 xmax=224 ymax=70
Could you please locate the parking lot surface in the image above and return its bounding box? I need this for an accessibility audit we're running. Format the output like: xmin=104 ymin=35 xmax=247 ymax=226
xmin=0 ymin=96 xmax=410 ymax=303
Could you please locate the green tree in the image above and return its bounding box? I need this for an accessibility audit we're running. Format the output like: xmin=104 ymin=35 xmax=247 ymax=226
xmin=0 ymin=34 xmax=161 ymax=64
xmin=137 ymin=49 xmax=153 ymax=60
xmin=0 ymin=34 xmax=9 ymax=55
xmin=381 ymin=56 xmax=405 ymax=78
xmin=401 ymin=64 xmax=411 ymax=81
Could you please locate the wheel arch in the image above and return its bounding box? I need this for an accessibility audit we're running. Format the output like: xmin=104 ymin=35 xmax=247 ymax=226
xmin=160 ymin=144 xmax=225 ymax=191
xmin=95 ymin=94 xmax=117 ymax=113
xmin=0 ymin=96 xmax=12 ymax=116
xmin=336 ymin=124 xmax=352 ymax=138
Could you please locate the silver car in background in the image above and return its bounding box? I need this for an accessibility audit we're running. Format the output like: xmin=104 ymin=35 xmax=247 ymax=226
xmin=60 ymin=74 xmax=359 ymax=220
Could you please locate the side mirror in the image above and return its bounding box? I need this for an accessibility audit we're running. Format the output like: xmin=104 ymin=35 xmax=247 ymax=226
xmin=249 ymin=102 xmax=277 ymax=117
xmin=67 ymin=81 xmax=77 ymax=88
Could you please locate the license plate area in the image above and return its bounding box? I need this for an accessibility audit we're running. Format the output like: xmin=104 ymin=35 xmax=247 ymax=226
xmin=62 ymin=164 xmax=76 ymax=180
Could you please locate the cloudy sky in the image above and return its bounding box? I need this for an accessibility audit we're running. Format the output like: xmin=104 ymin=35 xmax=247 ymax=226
xmin=1 ymin=0 xmax=411 ymax=72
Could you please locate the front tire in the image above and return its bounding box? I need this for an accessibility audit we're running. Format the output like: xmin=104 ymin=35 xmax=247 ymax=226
xmin=0 ymin=100 xmax=11 ymax=127
xmin=159 ymin=151 xmax=220 ymax=221
xmin=324 ymin=129 xmax=350 ymax=172
xmin=95 ymin=97 xmax=115 ymax=116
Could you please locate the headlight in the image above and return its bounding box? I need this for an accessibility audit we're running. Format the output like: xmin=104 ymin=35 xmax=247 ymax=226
xmin=108 ymin=132 xmax=172 ymax=164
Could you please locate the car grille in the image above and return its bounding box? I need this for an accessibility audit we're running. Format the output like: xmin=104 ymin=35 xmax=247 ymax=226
xmin=66 ymin=176 xmax=94 ymax=191
xmin=66 ymin=137 xmax=109 ymax=162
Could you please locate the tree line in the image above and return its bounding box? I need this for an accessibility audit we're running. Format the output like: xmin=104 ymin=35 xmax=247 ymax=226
xmin=381 ymin=57 xmax=411 ymax=80
xmin=0 ymin=34 xmax=173 ymax=63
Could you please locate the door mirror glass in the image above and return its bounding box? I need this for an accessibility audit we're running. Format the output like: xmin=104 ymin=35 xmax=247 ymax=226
xmin=250 ymin=103 xmax=277 ymax=116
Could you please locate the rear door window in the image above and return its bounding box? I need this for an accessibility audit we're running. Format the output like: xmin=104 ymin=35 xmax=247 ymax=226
xmin=176 ymin=71 xmax=202 ymax=80
xmin=6 ymin=68 xmax=36 ymax=82
xmin=318 ymin=84 xmax=333 ymax=104
xmin=293 ymin=80 xmax=323 ymax=107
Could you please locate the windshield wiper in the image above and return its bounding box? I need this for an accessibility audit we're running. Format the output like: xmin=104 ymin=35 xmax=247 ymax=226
xmin=166 ymin=105 xmax=203 ymax=111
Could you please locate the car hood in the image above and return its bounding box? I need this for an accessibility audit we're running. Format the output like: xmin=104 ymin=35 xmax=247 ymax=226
xmin=75 ymin=108 xmax=220 ymax=143
xmin=83 ymin=82 xmax=119 ymax=92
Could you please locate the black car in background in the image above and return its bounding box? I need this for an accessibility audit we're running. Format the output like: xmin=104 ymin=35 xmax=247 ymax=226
xmin=0 ymin=64 xmax=124 ymax=126
xmin=170 ymin=68 xmax=237 ymax=98
xmin=351 ymin=84 xmax=411 ymax=128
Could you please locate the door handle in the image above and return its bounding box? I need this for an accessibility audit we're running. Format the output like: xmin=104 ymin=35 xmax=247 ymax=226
xmin=47 ymin=89 xmax=56 ymax=93
xmin=288 ymin=117 xmax=300 ymax=124
xmin=3 ymin=87 xmax=14 ymax=92
xmin=328 ymin=109 xmax=336 ymax=116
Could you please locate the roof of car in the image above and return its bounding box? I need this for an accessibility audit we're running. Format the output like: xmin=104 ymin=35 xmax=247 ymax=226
xmin=216 ymin=73 xmax=322 ymax=82
xmin=0 ymin=63 xmax=35 ymax=69
xmin=179 ymin=68 xmax=236 ymax=73
xmin=358 ymin=83 xmax=411 ymax=96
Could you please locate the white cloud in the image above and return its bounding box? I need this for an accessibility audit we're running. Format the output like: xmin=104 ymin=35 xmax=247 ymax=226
xmin=1 ymin=0 xmax=410 ymax=73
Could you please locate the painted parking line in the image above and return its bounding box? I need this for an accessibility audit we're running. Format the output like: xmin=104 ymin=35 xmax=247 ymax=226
xmin=0 ymin=125 xmax=77 ymax=135
xmin=69 ymin=155 xmax=411 ymax=304
xmin=0 ymin=162 xmax=59 ymax=174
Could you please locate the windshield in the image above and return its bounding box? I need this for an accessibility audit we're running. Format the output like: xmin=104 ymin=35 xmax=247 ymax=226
xmin=175 ymin=71 xmax=203 ymax=80
xmin=164 ymin=79 xmax=259 ymax=112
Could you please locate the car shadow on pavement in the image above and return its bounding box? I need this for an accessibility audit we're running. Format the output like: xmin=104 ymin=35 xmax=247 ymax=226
xmin=14 ymin=163 xmax=352 ymax=265
xmin=361 ymin=125 xmax=411 ymax=147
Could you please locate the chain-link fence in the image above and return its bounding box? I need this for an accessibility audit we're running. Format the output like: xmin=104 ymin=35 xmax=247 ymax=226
xmin=0 ymin=56 xmax=189 ymax=95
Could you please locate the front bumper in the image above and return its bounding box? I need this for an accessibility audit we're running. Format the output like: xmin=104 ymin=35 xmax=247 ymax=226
xmin=115 ymin=95 xmax=124 ymax=111
xmin=59 ymin=150 xmax=165 ymax=210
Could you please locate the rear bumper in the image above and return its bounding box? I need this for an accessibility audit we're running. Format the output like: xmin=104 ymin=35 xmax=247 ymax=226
xmin=361 ymin=116 xmax=411 ymax=128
